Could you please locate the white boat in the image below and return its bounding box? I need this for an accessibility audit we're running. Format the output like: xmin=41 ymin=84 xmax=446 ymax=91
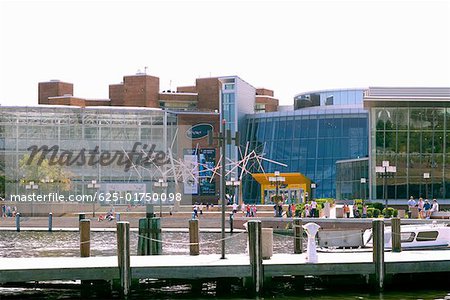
xmin=363 ymin=222 xmax=450 ymax=250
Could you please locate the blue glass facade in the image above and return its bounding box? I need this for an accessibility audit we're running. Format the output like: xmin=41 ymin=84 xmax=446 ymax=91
xmin=244 ymin=106 xmax=368 ymax=202
xmin=242 ymin=89 xmax=368 ymax=203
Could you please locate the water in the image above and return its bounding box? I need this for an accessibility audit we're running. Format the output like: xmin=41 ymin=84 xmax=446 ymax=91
xmin=0 ymin=231 xmax=449 ymax=299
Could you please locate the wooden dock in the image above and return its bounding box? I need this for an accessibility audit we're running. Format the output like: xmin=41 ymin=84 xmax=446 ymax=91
xmin=1 ymin=250 xmax=450 ymax=283
xmin=2 ymin=219 xmax=450 ymax=296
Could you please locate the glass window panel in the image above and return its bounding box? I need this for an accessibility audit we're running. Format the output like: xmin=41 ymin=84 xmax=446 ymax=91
xmin=257 ymin=120 xmax=266 ymax=141
xmin=308 ymin=119 xmax=317 ymax=138
xmin=409 ymin=132 xmax=421 ymax=153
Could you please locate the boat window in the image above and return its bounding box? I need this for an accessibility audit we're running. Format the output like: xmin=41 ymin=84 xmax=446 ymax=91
xmin=400 ymin=232 xmax=415 ymax=243
xmin=416 ymin=231 xmax=438 ymax=242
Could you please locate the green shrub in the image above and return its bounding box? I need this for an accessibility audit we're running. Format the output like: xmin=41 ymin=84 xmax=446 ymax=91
xmin=373 ymin=208 xmax=381 ymax=218
xmin=370 ymin=202 xmax=384 ymax=211
xmin=367 ymin=208 xmax=374 ymax=218
xmin=382 ymin=207 xmax=397 ymax=218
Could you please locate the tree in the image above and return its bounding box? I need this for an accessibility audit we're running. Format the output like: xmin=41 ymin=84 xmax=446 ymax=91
xmin=19 ymin=154 xmax=72 ymax=192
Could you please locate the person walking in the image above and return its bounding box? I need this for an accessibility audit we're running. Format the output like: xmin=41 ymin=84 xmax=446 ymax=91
xmin=344 ymin=204 xmax=350 ymax=218
xmin=417 ymin=198 xmax=424 ymax=219
xmin=310 ymin=199 xmax=317 ymax=218
xmin=362 ymin=204 xmax=368 ymax=218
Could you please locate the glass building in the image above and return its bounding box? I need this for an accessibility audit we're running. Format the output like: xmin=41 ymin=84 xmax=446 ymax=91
xmin=1 ymin=106 xmax=180 ymax=205
xmin=364 ymin=87 xmax=450 ymax=203
xmin=335 ymin=157 xmax=369 ymax=201
xmin=243 ymin=88 xmax=368 ymax=202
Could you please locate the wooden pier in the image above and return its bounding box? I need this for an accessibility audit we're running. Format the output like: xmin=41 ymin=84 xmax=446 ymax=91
xmin=1 ymin=251 xmax=450 ymax=283
xmin=1 ymin=219 xmax=450 ymax=296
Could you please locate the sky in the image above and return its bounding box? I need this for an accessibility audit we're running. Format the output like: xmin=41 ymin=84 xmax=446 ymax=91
xmin=0 ymin=0 xmax=449 ymax=107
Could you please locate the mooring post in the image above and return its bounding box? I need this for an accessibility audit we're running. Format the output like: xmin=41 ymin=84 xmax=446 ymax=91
xmin=372 ymin=219 xmax=385 ymax=291
xmin=149 ymin=217 xmax=162 ymax=255
xmin=80 ymin=219 xmax=91 ymax=257
xmin=229 ymin=213 xmax=234 ymax=233
xmin=48 ymin=212 xmax=53 ymax=232
xmin=391 ymin=217 xmax=401 ymax=252
xmin=248 ymin=220 xmax=263 ymax=295
xmin=293 ymin=218 xmax=303 ymax=254
xmin=189 ymin=219 xmax=199 ymax=255
xmin=15 ymin=213 xmax=20 ymax=232
xmin=117 ymin=221 xmax=131 ymax=297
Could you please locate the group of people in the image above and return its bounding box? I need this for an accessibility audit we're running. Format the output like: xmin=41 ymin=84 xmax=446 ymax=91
xmin=343 ymin=202 xmax=368 ymax=218
xmin=1 ymin=204 xmax=17 ymax=218
xmin=407 ymin=196 xmax=439 ymax=219
xmin=237 ymin=203 xmax=257 ymax=217
xmin=192 ymin=203 xmax=204 ymax=219
xmin=303 ymin=200 xmax=318 ymax=218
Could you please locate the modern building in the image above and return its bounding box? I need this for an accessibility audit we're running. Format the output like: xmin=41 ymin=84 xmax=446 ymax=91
xmin=1 ymin=73 xmax=280 ymax=213
xmin=3 ymin=74 xmax=449 ymax=209
xmin=243 ymin=89 xmax=369 ymax=203
xmin=364 ymin=87 xmax=450 ymax=203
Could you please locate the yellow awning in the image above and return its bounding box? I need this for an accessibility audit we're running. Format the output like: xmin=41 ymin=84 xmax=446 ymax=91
xmin=251 ymin=172 xmax=312 ymax=204
xmin=252 ymin=172 xmax=311 ymax=186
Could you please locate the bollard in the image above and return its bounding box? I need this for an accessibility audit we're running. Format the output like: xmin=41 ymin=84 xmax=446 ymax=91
xmin=80 ymin=219 xmax=91 ymax=257
xmin=261 ymin=228 xmax=273 ymax=259
xmin=391 ymin=217 xmax=401 ymax=252
xmin=293 ymin=218 xmax=303 ymax=254
xmin=15 ymin=213 xmax=20 ymax=232
xmin=229 ymin=213 xmax=234 ymax=233
xmin=372 ymin=219 xmax=385 ymax=291
xmin=48 ymin=212 xmax=53 ymax=232
xmin=117 ymin=221 xmax=131 ymax=297
xmin=189 ymin=219 xmax=199 ymax=255
xmin=78 ymin=213 xmax=86 ymax=221
xmin=303 ymin=223 xmax=320 ymax=263
xmin=248 ymin=220 xmax=263 ymax=295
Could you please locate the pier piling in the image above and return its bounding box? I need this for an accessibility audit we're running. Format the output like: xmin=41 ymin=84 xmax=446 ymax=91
xmin=80 ymin=219 xmax=90 ymax=257
xmin=189 ymin=219 xmax=199 ymax=255
xmin=48 ymin=213 xmax=53 ymax=232
xmin=248 ymin=220 xmax=263 ymax=295
xmin=138 ymin=217 xmax=162 ymax=255
xmin=117 ymin=221 xmax=131 ymax=296
xmin=372 ymin=219 xmax=385 ymax=291
xmin=391 ymin=217 xmax=401 ymax=252
xmin=293 ymin=218 xmax=303 ymax=254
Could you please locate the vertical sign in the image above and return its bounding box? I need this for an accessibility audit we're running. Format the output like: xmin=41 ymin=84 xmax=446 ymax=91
xmin=183 ymin=149 xmax=198 ymax=195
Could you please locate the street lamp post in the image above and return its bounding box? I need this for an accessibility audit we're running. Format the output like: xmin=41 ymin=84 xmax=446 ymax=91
xmin=310 ymin=183 xmax=316 ymax=202
xmin=207 ymin=117 xmax=239 ymax=260
xmin=423 ymin=172 xmax=430 ymax=198
xmin=226 ymin=177 xmax=241 ymax=205
xmin=87 ymin=180 xmax=100 ymax=217
xmin=375 ymin=161 xmax=396 ymax=210
xmin=269 ymin=171 xmax=285 ymax=202
xmin=154 ymin=178 xmax=168 ymax=217
xmin=25 ymin=181 xmax=38 ymax=217
xmin=360 ymin=178 xmax=367 ymax=202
